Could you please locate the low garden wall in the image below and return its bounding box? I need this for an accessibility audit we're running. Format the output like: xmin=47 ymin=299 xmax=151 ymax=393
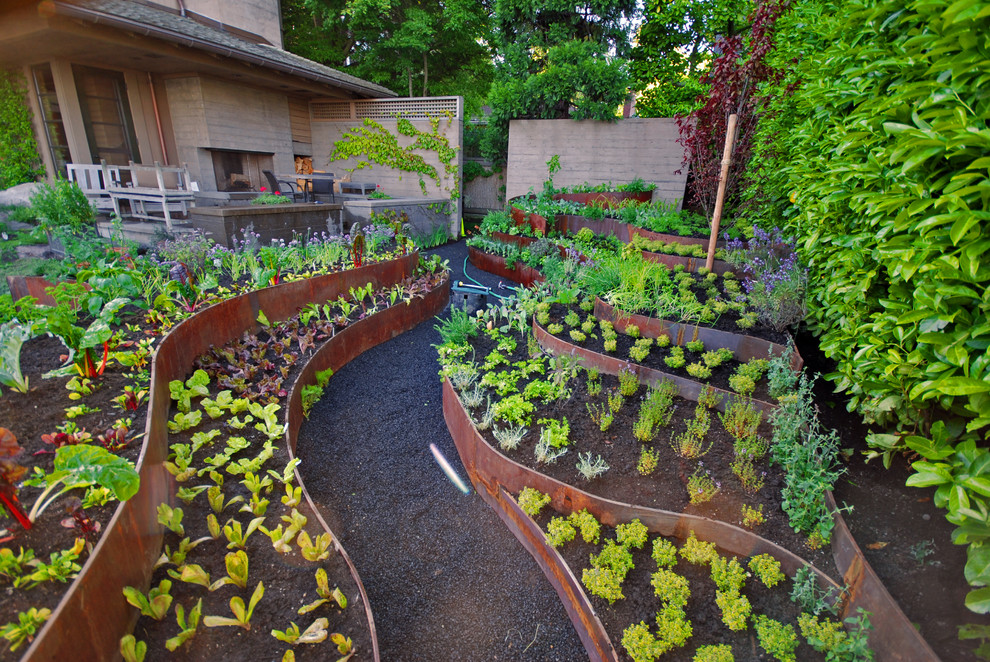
xmin=189 ymin=202 xmax=343 ymax=248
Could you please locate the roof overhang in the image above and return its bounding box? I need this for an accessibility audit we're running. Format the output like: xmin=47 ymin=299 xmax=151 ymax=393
xmin=0 ymin=1 xmax=396 ymax=99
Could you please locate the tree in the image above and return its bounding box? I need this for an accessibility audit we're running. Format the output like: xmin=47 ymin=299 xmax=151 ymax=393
xmin=630 ymin=0 xmax=751 ymax=118
xmin=480 ymin=0 xmax=640 ymax=166
xmin=281 ymin=0 xmax=494 ymax=115
xmin=676 ymin=0 xmax=786 ymax=218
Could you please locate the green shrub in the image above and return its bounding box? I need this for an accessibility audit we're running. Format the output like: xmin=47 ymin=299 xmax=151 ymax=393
xmin=517 ymin=487 xmax=551 ymax=517
xmin=568 ymin=509 xmax=601 ymax=545
xmin=29 ymin=179 xmax=95 ymax=235
xmin=0 ymin=71 xmax=42 ymax=189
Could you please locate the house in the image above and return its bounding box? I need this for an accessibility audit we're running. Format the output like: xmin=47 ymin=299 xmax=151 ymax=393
xmin=0 ymin=0 xmax=398 ymax=200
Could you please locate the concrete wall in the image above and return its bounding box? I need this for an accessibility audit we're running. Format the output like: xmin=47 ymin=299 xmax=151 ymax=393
xmin=505 ymin=118 xmax=687 ymax=206
xmin=463 ymin=159 xmax=505 ymax=213
xmin=311 ymin=116 xmax=462 ymax=234
xmin=165 ymin=0 xmax=283 ymax=48
xmin=164 ymin=75 xmax=295 ymax=191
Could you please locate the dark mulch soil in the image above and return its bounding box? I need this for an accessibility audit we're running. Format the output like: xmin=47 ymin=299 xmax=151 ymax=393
xmin=0 ymin=318 xmax=150 ymax=661
xmin=544 ymin=303 xmax=776 ymax=403
xmin=533 ymin=509 xmax=828 ymax=662
xmin=463 ymin=317 xmax=837 ymax=583
xmin=295 ymin=241 xmax=587 ymax=661
xmin=798 ymin=330 xmax=990 ymax=662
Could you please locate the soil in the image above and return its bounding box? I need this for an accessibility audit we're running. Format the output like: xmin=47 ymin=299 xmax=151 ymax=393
xmin=295 ymin=241 xmax=588 ymax=661
xmin=0 ymin=316 xmax=150 ymax=662
xmin=460 ymin=315 xmax=838 ymax=583
xmin=543 ymin=302 xmax=777 ymax=403
xmin=797 ymin=330 xmax=990 ymax=662
xmin=532 ymin=509 xmax=830 ymax=662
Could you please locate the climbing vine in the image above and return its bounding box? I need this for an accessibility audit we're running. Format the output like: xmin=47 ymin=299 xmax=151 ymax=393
xmin=0 ymin=69 xmax=43 ymax=189
xmin=329 ymin=112 xmax=460 ymax=200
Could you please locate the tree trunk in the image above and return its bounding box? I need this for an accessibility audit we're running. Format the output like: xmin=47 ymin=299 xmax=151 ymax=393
xmin=407 ymin=67 xmax=413 ymax=97
xmin=422 ymin=52 xmax=429 ymax=97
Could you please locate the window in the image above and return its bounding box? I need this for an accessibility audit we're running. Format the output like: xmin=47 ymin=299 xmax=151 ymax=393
xmin=73 ymin=65 xmax=139 ymax=166
xmin=31 ymin=64 xmax=70 ymax=177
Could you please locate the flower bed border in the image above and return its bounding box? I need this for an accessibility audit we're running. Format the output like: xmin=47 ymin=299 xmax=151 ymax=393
xmin=20 ymin=252 xmax=421 ymax=662
xmin=533 ymin=319 xmax=779 ymax=417
xmin=593 ymin=296 xmax=804 ymax=373
xmin=441 ymin=377 xmax=843 ymax=661
xmin=467 ymin=245 xmax=545 ymax=287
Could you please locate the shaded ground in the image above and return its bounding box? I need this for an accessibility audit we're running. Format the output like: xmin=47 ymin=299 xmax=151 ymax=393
xmin=295 ymin=240 xmax=586 ymax=661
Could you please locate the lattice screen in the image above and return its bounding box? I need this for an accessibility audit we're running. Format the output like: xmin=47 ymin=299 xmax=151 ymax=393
xmin=311 ymin=96 xmax=461 ymax=121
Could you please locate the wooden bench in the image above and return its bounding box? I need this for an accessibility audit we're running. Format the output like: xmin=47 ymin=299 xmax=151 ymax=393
xmin=102 ymin=161 xmax=196 ymax=230
xmin=67 ymin=163 xmax=121 ymax=212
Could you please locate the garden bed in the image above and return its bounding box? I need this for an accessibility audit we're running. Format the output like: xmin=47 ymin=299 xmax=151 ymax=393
xmin=467 ymin=245 xmax=545 ymax=287
xmin=10 ymin=252 xmax=423 ymax=661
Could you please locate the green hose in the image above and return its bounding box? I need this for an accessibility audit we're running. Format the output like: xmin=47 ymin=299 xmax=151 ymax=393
xmin=461 ymin=256 xmax=516 ymax=299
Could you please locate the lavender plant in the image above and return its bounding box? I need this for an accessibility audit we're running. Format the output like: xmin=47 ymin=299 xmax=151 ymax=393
xmin=725 ymin=227 xmax=807 ymax=331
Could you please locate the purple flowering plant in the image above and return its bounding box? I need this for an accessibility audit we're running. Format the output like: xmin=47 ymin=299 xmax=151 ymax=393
xmin=725 ymin=227 xmax=807 ymax=331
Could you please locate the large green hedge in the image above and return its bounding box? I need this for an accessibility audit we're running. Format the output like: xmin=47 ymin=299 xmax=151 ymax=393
xmin=0 ymin=69 xmax=42 ymax=189
xmin=747 ymin=0 xmax=989 ymax=438
xmin=746 ymin=0 xmax=990 ymax=612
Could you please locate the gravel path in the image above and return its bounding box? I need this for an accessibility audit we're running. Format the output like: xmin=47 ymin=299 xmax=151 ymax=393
xmin=296 ymin=240 xmax=586 ymax=661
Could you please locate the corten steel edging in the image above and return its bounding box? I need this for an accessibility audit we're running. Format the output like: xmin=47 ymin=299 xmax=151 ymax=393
xmin=509 ymin=205 xmax=550 ymax=235
xmin=594 ymin=297 xmax=804 ymax=373
xmin=641 ymin=250 xmax=735 ymax=276
xmin=490 ymin=231 xmax=539 ymax=248
xmin=825 ymin=492 xmax=941 ymax=661
xmin=441 ymin=378 xmax=844 ymax=653
xmin=467 ymin=245 xmax=545 ymax=287
xmin=489 ymin=484 xmax=617 ymax=662
xmin=21 ymin=254 xmax=418 ymax=662
xmin=5 ymin=275 xmax=91 ymax=306
xmin=629 ymin=225 xmax=727 ymax=249
xmin=552 ymin=191 xmax=653 ymax=208
xmin=532 ymin=320 xmax=778 ymax=418
xmin=284 ymin=275 xmax=450 ymax=662
xmin=555 ymin=215 xmax=632 ymax=243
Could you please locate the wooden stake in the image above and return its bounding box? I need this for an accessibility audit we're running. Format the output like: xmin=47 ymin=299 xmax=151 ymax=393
xmin=706 ymin=113 xmax=738 ymax=271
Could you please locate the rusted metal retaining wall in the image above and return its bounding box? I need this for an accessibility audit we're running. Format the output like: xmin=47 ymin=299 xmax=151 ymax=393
xmin=552 ymin=191 xmax=652 ymax=208
xmin=533 ymin=320 xmax=778 ymax=417
xmin=467 ymin=245 xmax=545 ymax=287
xmin=22 ymin=253 xmax=419 ymax=662
xmin=594 ymin=296 xmax=803 ymax=372
xmin=442 ymin=378 xmax=844 ymax=659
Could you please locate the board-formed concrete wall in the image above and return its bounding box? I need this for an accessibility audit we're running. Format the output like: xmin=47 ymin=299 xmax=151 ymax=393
xmin=311 ymin=114 xmax=462 ymax=236
xmin=506 ymin=118 xmax=687 ymax=206
xmin=165 ymin=75 xmax=296 ymax=192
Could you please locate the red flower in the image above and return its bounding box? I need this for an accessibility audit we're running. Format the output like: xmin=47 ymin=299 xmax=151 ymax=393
xmin=260 ymin=186 xmax=268 ymax=192
xmin=274 ymin=191 xmax=282 ymax=196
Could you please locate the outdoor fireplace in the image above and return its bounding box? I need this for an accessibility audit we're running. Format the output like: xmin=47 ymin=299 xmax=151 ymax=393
xmin=209 ymin=149 xmax=274 ymax=192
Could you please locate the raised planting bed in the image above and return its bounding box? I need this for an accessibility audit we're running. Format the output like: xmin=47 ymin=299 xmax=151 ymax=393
xmin=190 ymin=203 xmax=344 ymax=249
xmin=441 ymin=379 xmax=847 ymax=659
xmin=18 ymin=252 xmax=422 ymax=662
xmin=552 ymin=191 xmax=653 ymax=208
xmin=555 ymin=215 xmax=725 ymax=250
xmin=640 ymin=251 xmax=734 ymax=276
xmin=467 ymin=246 xmax=545 ymax=288
xmin=442 ymin=375 xmax=940 ymax=662
xmin=508 ymin=205 xmax=550 ymax=236
xmin=593 ymin=297 xmax=803 ymax=372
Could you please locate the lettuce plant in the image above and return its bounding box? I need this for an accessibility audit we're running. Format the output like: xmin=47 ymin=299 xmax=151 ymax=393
xmin=298 ymin=567 xmax=347 ymax=615
xmin=26 ymin=444 xmax=139 ymax=523
xmin=122 ymin=579 xmax=173 ymax=620
xmin=203 ymin=581 xmax=265 ymax=631
xmin=271 ymin=618 xmax=329 ymax=645
xmin=0 ymin=320 xmax=34 ymax=393
xmin=164 ymin=598 xmax=202 ymax=651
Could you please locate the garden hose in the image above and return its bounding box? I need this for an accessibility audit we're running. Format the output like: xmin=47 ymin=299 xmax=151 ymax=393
xmin=461 ymin=256 xmax=515 ymax=299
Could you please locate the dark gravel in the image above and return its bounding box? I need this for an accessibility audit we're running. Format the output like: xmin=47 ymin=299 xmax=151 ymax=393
xmin=295 ymin=240 xmax=586 ymax=661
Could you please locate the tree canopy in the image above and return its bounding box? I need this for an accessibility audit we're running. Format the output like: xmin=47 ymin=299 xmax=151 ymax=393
xmin=480 ymin=0 xmax=639 ymax=165
xmin=281 ymin=0 xmax=494 ymax=113
xmin=630 ymin=0 xmax=751 ymax=118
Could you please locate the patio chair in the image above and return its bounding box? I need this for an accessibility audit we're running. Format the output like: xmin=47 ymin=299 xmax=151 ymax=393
xmin=310 ymin=173 xmax=335 ymax=203
xmin=263 ymin=170 xmax=304 ymax=202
